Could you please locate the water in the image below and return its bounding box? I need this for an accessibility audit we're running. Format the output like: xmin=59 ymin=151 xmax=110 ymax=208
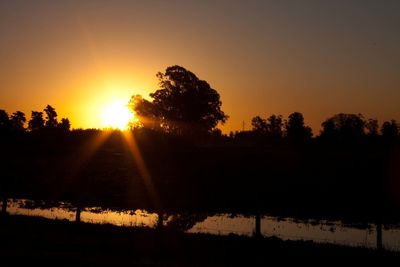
xmin=188 ymin=215 xmax=381 ymax=249
xmin=3 ymin=199 xmax=400 ymax=251
xmin=6 ymin=199 xmax=158 ymax=227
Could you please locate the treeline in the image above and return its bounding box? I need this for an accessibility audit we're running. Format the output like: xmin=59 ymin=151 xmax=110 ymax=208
xmin=229 ymin=112 xmax=399 ymax=143
xmin=0 ymin=105 xmax=70 ymax=134
xmin=1 ymin=106 xmax=399 ymax=146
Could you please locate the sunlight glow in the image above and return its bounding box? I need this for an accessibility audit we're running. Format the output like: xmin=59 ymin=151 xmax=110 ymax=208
xmin=122 ymin=131 xmax=160 ymax=210
xmin=100 ymin=100 xmax=134 ymax=130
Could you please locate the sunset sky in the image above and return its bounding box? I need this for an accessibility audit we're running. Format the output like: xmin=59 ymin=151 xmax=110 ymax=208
xmin=0 ymin=0 xmax=399 ymax=133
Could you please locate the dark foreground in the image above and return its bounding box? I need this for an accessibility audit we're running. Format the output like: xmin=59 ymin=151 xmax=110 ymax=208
xmin=0 ymin=215 xmax=398 ymax=266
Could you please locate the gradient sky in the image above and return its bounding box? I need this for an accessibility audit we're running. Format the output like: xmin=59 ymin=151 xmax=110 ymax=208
xmin=0 ymin=0 xmax=399 ymax=133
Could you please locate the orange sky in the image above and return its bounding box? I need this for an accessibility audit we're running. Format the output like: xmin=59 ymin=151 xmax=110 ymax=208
xmin=0 ymin=1 xmax=399 ymax=133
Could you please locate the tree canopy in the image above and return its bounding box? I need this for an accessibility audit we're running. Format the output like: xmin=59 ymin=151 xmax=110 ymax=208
xmin=285 ymin=112 xmax=312 ymax=141
xmin=0 ymin=109 xmax=11 ymax=132
xmin=321 ymin=113 xmax=365 ymax=139
xmin=381 ymin=120 xmax=398 ymax=139
xmin=130 ymin=65 xmax=228 ymax=134
xmin=44 ymin=105 xmax=58 ymax=128
xmin=28 ymin=111 xmax=45 ymax=131
xmin=0 ymin=105 xmax=70 ymax=134
xmin=251 ymin=114 xmax=283 ymax=138
xmin=10 ymin=111 xmax=26 ymax=132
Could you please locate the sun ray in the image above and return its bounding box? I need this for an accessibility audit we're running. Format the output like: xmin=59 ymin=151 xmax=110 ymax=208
xmin=65 ymin=130 xmax=112 ymax=193
xmin=122 ymin=130 xmax=160 ymax=211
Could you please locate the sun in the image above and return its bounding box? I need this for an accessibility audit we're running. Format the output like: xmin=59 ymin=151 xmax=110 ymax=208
xmin=100 ymin=100 xmax=134 ymax=130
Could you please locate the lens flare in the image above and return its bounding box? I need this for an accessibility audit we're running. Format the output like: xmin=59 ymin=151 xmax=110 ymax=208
xmin=100 ymin=100 xmax=134 ymax=130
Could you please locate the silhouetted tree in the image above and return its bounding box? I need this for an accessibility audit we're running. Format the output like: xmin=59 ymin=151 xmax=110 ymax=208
xmin=129 ymin=94 xmax=160 ymax=129
xmin=285 ymin=112 xmax=312 ymax=141
xmin=130 ymin=65 xmax=228 ymax=134
xmin=251 ymin=116 xmax=268 ymax=134
xmin=58 ymin=118 xmax=71 ymax=131
xmin=10 ymin=111 xmax=26 ymax=132
xmin=321 ymin=113 xmax=365 ymax=139
xmin=251 ymin=114 xmax=283 ymax=138
xmin=0 ymin=109 xmax=11 ymax=133
xmin=365 ymin=118 xmax=379 ymax=136
xmin=44 ymin=105 xmax=58 ymax=128
xmin=267 ymin=114 xmax=283 ymax=138
xmin=28 ymin=111 xmax=45 ymax=131
xmin=381 ymin=120 xmax=398 ymax=139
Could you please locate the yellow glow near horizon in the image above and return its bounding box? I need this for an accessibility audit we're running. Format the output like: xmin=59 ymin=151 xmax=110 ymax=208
xmin=100 ymin=100 xmax=134 ymax=130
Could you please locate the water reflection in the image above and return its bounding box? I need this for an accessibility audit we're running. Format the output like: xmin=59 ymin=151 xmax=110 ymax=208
xmin=188 ymin=215 xmax=379 ymax=248
xmin=3 ymin=199 xmax=400 ymax=251
xmin=81 ymin=208 xmax=157 ymax=227
xmin=8 ymin=199 xmax=75 ymax=221
xmin=7 ymin=199 xmax=158 ymax=227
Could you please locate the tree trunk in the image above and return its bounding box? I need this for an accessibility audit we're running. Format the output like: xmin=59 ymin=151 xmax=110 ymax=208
xmin=376 ymin=221 xmax=383 ymax=251
xmin=254 ymin=213 xmax=261 ymax=238
xmin=157 ymin=212 xmax=164 ymax=230
xmin=1 ymin=196 xmax=7 ymax=218
xmin=75 ymin=206 xmax=81 ymax=223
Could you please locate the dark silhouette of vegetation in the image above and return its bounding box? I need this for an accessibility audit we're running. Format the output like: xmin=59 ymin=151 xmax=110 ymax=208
xmin=321 ymin=113 xmax=366 ymax=139
xmin=381 ymin=120 xmax=399 ymax=140
xmin=266 ymin=114 xmax=283 ymax=138
xmin=28 ymin=111 xmax=45 ymax=131
xmin=0 ymin=62 xmax=399 ymax=262
xmin=366 ymin=118 xmax=379 ymax=136
xmin=130 ymin=65 xmax=228 ymax=135
xmin=44 ymin=105 xmax=58 ymax=128
xmin=251 ymin=114 xmax=284 ymax=138
xmin=1 ymin=118 xmax=398 ymax=224
xmin=0 ymin=110 xmax=11 ymax=133
xmin=2 ymin=216 xmax=398 ymax=265
xmin=250 ymin=112 xmax=312 ymax=142
xmin=251 ymin=116 xmax=268 ymax=134
xmin=10 ymin=111 xmax=26 ymax=132
xmin=0 ymin=105 xmax=71 ymax=134
xmin=58 ymin=118 xmax=71 ymax=131
xmin=1 ymin=81 xmax=399 ymax=232
xmin=285 ymin=112 xmax=313 ymax=141
xmin=129 ymin=94 xmax=159 ymax=130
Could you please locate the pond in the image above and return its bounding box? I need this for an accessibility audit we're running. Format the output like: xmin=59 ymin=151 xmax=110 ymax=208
xmin=3 ymin=199 xmax=400 ymax=251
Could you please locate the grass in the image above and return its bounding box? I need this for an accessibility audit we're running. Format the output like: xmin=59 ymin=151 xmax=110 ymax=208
xmin=0 ymin=215 xmax=398 ymax=266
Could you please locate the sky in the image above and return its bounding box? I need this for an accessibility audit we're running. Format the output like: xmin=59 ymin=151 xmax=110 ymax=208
xmin=0 ymin=0 xmax=399 ymax=133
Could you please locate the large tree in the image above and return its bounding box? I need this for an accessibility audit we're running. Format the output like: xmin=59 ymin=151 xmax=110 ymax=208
xmin=266 ymin=114 xmax=283 ymax=138
xmin=28 ymin=111 xmax=45 ymax=131
xmin=44 ymin=105 xmax=58 ymax=128
xmin=321 ymin=113 xmax=365 ymax=139
xmin=129 ymin=94 xmax=160 ymax=130
xmin=0 ymin=110 xmax=11 ymax=133
xmin=251 ymin=116 xmax=268 ymax=134
xmin=285 ymin=112 xmax=312 ymax=140
xmin=251 ymin=114 xmax=283 ymax=138
xmin=10 ymin=111 xmax=26 ymax=132
xmin=130 ymin=65 xmax=228 ymax=134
